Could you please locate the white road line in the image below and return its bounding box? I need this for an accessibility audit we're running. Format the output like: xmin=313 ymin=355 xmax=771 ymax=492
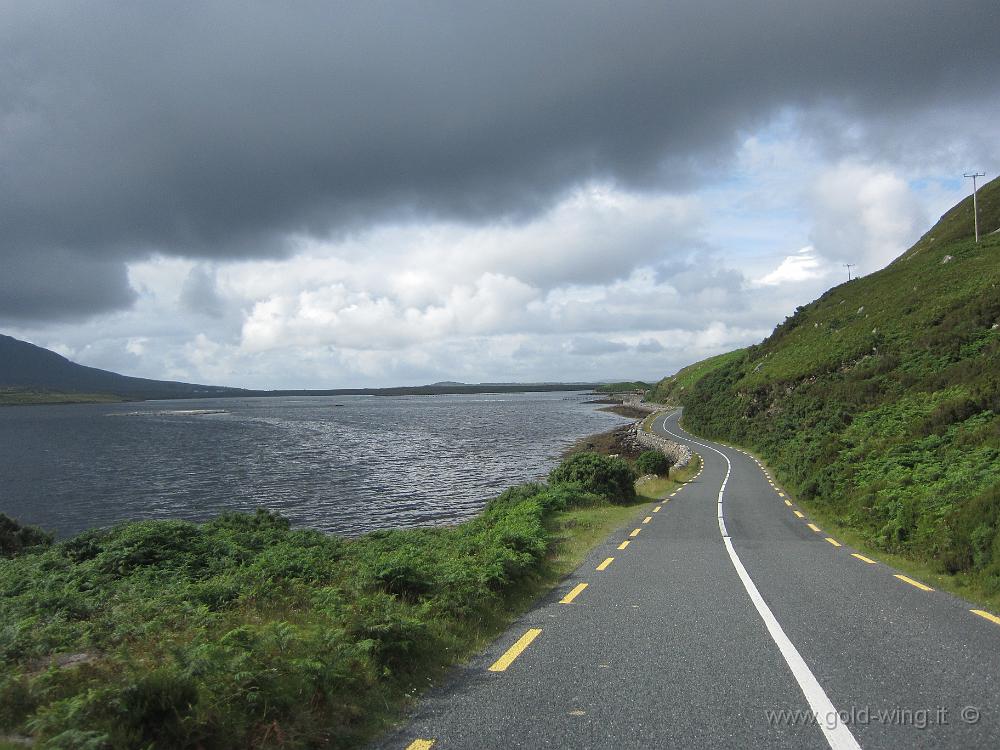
xmin=658 ymin=413 xmax=860 ymax=750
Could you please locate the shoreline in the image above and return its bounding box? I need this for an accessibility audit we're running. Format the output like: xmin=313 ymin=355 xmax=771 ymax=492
xmin=562 ymin=421 xmax=642 ymax=460
xmin=0 ymin=453 xmax=662 ymax=748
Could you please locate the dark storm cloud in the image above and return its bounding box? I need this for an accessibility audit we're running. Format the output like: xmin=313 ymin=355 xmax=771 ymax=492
xmin=0 ymin=249 xmax=136 ymax=320
xmin=2 ymin=1 xmax=998 ymax=319
xmin=179 ymin=266 xmax=224 ymax=318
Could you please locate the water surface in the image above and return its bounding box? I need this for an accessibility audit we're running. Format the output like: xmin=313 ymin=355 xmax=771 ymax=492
xmin=0 ymin=392 xmax=628 ymax=538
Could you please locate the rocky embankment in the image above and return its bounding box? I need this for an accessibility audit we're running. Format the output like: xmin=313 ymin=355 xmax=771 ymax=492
xmin=622 ymin=420 xmax=691 ymax=469
xmin=580 ymin=395 xmax=691 ymax=468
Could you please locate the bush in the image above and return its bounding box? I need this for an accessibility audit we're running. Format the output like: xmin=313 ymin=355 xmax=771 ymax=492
xmin=549 ymin=452 xmax=636 ymax=505
xmin=0 ymin=479 xmax=617 ymax=747
xmin=635 ymin=450 xmax=671 ymax=476
xmin=532 ymin=483 xmax=604 ymax=512
xmin=0 ymin=513 xmax=52 ymax=558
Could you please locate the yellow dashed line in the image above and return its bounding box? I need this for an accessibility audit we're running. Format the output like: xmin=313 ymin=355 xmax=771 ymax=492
xmin=807 ymin=523 xmax=822 ymax=533
xmin=596 ymin=557 xmax=614 ymax=571
xmin=783 ymin=499 xmax=792 ymax=507
xmin=825 ymin=537 xmax=842 ymax=547
xmin=617 ymin=540 xmax=630 ymax=550
xmin=971 ymin=609 xmax=1000 ymax=626
xmin=851 ymin=553 xmax=877 ymax=564
xmin=489 ymin=628 xmax=542 ymax=672
xmin=653 ymin=505 xmax=661 ymax=512
xmin=629 ymin=528 xmax=641 ymax=537
xmin=560 ymin=583 xmax=588 ymax=604
xmin=894 ymin=574 xmax=933 ymax=592
xmin=778 ymin=492 xmax=785 ymax=497
xmin=642 ymin=516 xmax=652 ymax=524
xmin=794 ymin=511 xmax=805 ymax=518
xmin=406 ymin=740 xmax=435 ymax=750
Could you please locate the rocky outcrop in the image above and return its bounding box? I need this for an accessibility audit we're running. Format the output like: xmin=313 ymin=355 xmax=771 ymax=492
xmin=621 ymin=396 xmax=669 ymax=414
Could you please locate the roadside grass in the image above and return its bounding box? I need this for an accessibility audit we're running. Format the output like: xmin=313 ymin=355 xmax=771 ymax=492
xmin=715 ymin=444 xmax=1000 ymax=614
xmin=361 ymin=495 xmax=654 ymax=742
xmin=635 ymin=454 xmax=702 ymax=501
xmin=675 ymin=212 xmax=1000 ymax=611
xmin=804 ymin=501 xmax=1000 ymax=614
xmin=640 ymin=409 xmax=662 ymax=433
xmin=544 ymin=501 xmax=651 ymax=580
xmin=0 ymin=453 xmax=659 ymax=748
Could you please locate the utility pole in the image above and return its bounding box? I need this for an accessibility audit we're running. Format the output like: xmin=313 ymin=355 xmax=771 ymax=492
xmin=844 ymin=263 xmax=855 ymax=281
xmin=964 ymin=171 xmax=986 ymax=243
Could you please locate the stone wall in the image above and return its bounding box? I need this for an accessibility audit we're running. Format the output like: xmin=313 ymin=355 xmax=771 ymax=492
xmin=620 ymin=418 xmax=692 ymax=469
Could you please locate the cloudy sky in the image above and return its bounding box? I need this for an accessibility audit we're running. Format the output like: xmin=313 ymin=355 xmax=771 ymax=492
xmin=3 ymin=2 xmax=998 ymax=388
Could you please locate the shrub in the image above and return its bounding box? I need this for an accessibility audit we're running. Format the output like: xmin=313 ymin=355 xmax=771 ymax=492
xmin=635 ymin=450 xmax=671 ymax=476
xmin=532 ymin=483 xmax=604 ymax=512
xmin=549 ymin=452 xmax=636 ymax=504
xmin=0 ymin=482 xmax=615 ymax=747
xmin=0 ymin=513 xmax=52 ymax=558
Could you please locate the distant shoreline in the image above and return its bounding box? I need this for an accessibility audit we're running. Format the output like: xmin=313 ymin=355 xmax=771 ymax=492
xmin=0 ymin=382 xmax=602 ymax=406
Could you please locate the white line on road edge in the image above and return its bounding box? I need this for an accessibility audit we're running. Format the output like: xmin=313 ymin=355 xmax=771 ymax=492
xmin=658 ymin=413 xmax=860 ymax=750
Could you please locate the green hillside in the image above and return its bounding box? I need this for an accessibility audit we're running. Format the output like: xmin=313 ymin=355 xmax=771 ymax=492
xmin=649 ymin=349 xmax=746 ymax=404
xmin=676 ymin=176 xmax=1000 ymax=596
xmin=595 ymin=381 xmax=652 ymax=394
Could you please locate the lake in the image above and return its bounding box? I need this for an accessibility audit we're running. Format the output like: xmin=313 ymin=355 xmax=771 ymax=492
xmin=0 ymin=391 xmax=629 ymax=539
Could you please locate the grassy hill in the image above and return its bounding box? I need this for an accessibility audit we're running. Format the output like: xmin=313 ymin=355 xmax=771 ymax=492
xmin=648 ymin=349 xmax=746 ymax=404
xmin=673 ymin=176 xmax=1000 ymax=598
xmin=594 ymin=381 xmax=652 ymax=394
xmin=0 ymin=334 xmax=246 ymax=400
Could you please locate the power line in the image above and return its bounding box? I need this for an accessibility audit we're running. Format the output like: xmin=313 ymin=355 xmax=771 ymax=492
xmin=843 ymin=263 xmax=856 ymax=281
xmin=963 ymin=171 xmax=986 ymax=243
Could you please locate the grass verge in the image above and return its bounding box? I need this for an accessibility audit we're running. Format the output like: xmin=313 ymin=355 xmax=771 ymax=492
xmin=635 ymin=454 xmax=702 ymax=502
xmin=0 ymin=453 xmax=654 ymax=749
xmin=799 ymin=495 xmax=1000 ymax=613
xmin=719 ymin=442 xmax=1000 ymax=614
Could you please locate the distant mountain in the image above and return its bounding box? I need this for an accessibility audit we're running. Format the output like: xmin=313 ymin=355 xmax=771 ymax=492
xmin=0 ymin=335 xmax=246 ymax=399
xmin=0 ymin=334 xmax=600 ymax=400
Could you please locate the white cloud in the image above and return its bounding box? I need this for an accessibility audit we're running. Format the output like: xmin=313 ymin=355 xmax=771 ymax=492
xmin=125 ymin=337 xmax=149 ymax=356
xmin=808 ymin=161 xmax=927 ymax=272
xmin=6 ymin=121 xmax=980 ymax=389
xmin=755 ymin=246 xmax=829 ymax=286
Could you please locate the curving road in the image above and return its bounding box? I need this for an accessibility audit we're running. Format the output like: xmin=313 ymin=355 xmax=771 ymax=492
xmin=376 ymin=410 xmax=1000 ymax=749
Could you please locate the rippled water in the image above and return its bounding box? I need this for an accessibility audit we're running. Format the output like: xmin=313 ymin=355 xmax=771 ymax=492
xmin=0 ymin=392 xmax=629 ymax=538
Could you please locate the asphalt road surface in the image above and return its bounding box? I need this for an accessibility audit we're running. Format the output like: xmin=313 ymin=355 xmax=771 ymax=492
xmin=375 ymin=410 xmax=1000 ymax=749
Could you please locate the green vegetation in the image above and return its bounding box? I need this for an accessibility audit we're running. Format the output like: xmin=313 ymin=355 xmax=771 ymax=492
xmin=0 ymin=514 xmax=53 ymax=558
xmin=0 ymin=389 xmax=125 ymax=406
xmin=669 ymin=176 xmax=1000 ymax=603
xmin=635 ymin=450 xmax=671 ymax=476
xmin=0 ymin=451 xmax=652 ymax=748
xmin=648 ymin=349 xmax=746 ymax=405
xmin=548 ymin=452 xmax=637 ymax=504
xmin=594 ymin=381 xmax=651 ymax=394
xmin=634 ymin=454 xmax=702 ymax=501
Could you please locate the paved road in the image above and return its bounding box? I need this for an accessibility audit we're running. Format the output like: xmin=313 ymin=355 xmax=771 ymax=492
xmin=376 ymin=410 xmax=1000 ymax=749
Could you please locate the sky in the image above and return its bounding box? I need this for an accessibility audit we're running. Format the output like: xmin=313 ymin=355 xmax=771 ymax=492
xmin=2 ymin=1 xmax=999 ymax=389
